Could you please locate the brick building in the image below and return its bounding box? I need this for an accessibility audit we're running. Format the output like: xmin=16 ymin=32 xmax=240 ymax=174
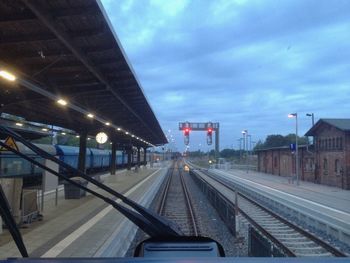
xmin=257 ymin=145 xmax=315 ymax=182
xmin=256 ymin=119 xmax=350 ymax=190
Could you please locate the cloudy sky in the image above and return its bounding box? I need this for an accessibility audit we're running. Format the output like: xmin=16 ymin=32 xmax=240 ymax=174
xmin=101 ymin=0 xmax=350 ymax=151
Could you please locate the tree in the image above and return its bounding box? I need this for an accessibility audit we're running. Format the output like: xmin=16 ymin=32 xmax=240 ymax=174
xmin=188 ymin=150 xmax=205 ymax=157
xmin=264 ymin=135 xmax=287 ymax=148
xmin=253 ymin=140 xmax=264 ymax=151
xmin=220 ymin=149 xmax=236 ymax=158
xmin=208 ymin=150 xmax=216 ymax=157
xmin=254 ymin=134 xmax=310 ymax=151
xmin=285 ymin=133 xmax=308 ymax=145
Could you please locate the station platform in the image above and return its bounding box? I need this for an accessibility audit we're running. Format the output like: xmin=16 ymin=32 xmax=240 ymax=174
xmin=0 ymin=165 xmax=168 ymax=259
xmin=213 ymin=168 xmax=350 ymax=213
xmin=209 ymin=168 xmax=350 ymax=245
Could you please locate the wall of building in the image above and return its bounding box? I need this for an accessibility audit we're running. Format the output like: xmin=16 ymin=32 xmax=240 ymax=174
xmin=257 ymin=147 xmax=313 ymax=179
xmin=257 ymin=123 xmax=350 ymax=190
xmin=346 ymin=132 xmax=350 ymax=189
xmin=313 ymin=123 xmax=348 ymax=189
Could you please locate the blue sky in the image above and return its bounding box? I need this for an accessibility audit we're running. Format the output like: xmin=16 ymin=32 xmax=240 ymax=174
xmin=101 ymin=0 xmax=350 ymax=152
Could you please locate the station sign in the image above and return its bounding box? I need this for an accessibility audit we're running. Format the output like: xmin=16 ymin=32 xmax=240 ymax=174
xmin=0 ymin=136 xmax=19 ymax=152
xmin=289 ymin=143 xmax=296 ymax=152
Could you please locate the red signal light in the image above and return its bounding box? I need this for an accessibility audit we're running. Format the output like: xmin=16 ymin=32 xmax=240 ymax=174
xmin=184 ymin=128 xmax=190 ymax=136
xmin=208 ymin=128 xmax=213 ymax=133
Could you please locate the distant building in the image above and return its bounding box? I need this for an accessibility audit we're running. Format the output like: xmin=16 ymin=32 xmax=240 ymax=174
xmin=257 ymin=145 xmax=315 ymax=183
xmin=305 ymin=119 xmax=350 ymax=189
xmin=256 ymin=119 xmax=350 ymax=190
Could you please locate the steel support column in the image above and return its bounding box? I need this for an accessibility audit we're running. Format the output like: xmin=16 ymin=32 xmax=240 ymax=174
xmin=127 ymin=147 xmax=132 ymax=170
xmin=78 ymin=131 xmax=87 ymax=173
xmin=110 ymin=138 xmax=117 ymax=175
xmin=137 ymin=147 xmax=141 ymax=165
xmin=143 ymin=147 xmax=147 ymax=164
xmin=122 ymin=150 xmax=125 ymax=166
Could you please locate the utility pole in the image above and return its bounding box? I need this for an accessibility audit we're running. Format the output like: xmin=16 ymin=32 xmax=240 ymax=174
xmin=242 ymin=130 xmax=248 ymax=173
xmin=288 ymin=113 xmax=299 ymax=186
xmin=306 ymin=113 xmax=315 ymax=145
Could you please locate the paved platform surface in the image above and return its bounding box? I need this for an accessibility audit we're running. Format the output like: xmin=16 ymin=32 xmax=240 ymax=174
xmin=216 ymin=168 xmax=350 ymax=213
xmin=183 ymin=164 xmax=349 ymax=245
xmin=208 ymin=167 xmax=350 ymax=245
xmin=0 ymin=165 xmax=167 ymax=258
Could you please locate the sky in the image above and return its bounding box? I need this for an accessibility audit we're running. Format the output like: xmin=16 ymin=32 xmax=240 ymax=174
xmin=101 ymin=0 xmax=350 ymax=152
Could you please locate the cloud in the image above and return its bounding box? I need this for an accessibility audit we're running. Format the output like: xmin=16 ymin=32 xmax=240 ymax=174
xmin=101 ymin=0 xmax=350 ymax=150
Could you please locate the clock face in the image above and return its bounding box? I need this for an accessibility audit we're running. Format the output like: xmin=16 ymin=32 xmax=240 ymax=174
xmin=96 ymin=132 xmax=108 ymax=144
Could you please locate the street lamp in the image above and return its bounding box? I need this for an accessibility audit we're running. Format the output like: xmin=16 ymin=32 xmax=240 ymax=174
xmin=306 ymin=113 xmax=315 ymax=145
xmin=288 ymin=113 xmax=299 ymax=186
xmin=0 ymin=70 xmax=16 ymax=81
xmin=306 ymin=113 xmax=314 ymax=126
xmin=242 ymin=130 xmax=248 ymax=172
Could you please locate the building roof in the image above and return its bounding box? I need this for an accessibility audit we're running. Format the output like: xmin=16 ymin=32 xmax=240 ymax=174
xmin=0 ymin=0 xmax=166 ymax=147
xmin=255 ymin=144 xmax=311 ymax=152
xmin=305 ymin=119 xmax=350 ymax=136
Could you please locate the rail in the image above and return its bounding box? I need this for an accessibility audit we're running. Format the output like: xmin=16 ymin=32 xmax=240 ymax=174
xmin=187 ymin=162 xmax=346 ymax=257
xmin=159 ymin=161 xmax=198 ymax=236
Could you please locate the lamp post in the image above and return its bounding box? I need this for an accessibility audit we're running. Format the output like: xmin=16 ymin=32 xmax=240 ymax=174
xmin=306 ymin=113 xmax=314 ymax=126
xmin=306 ymin=113 xmax=315 ymax=145
xmin=242 ymin=130 xmax=248 ymax=173
xmin=288 ymin=113 xmax=299 ymax=186
xmin=247 ymin=134 xmax=252 ymax=172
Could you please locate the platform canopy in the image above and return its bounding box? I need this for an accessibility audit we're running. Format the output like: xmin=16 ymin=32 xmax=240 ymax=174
xmin=0 ymin=0 xmax=167 ymax=147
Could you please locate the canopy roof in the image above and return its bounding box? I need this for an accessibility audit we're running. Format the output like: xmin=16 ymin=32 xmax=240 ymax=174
xmin=0 ymin=0 xmax=166 ymax=147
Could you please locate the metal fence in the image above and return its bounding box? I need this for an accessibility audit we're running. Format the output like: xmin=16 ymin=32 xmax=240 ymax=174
xmin=189 ymin=170 xmax=236 ymax=235
xmin=248 ymin=226 xmax=285 ymax=257
xmin=211 ymin=163 xmax=257 ymax=171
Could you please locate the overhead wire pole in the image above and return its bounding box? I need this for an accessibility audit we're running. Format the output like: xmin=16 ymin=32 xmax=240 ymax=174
xmin=296 ymin=114 xmax=299 ymax=186
xmin=288 ymin=113 xmax=299 ymax=186
xmin=242 ymin=130 xmax=248 ymax=172
xmin=247 ymin=134 xmax=252 ymax=173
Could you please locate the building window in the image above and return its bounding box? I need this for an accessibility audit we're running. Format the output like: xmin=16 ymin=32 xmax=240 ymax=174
xmin=332 ymin=138 xmax=335 ymax=149
xmin=328 ymin=138 xmax=332 ymax=149
xmin=335 ymin=159 xmax=341 ymax=174
xmin=274 ymin=156 xmax=277 ymax=168
xmin=323 ymin=158 xmax=328 ymax=171
xmin=339 ymin=137 xmax=343 ymax=150
xmin=336 ymin=137 xmax=339 ymax=149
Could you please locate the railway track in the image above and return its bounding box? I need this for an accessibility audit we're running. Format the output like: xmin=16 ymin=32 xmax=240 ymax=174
xmin=158 ymin=161 xmax=198 ymax=236
xmin=189 ymin=165 xmax=346 ymax=257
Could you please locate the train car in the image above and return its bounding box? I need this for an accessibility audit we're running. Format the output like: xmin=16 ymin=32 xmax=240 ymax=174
xmin=55 ymin=145 xmax=92 ymax=174
xmin=0 ymin=142 xmax=57 ymax=187
xmin=116 ymin=150 xmax=124 ymax=166
xmin=89 ymin=148 xmax=110 ymax=172
xmin=1 ymin=142 xmax=142 ymax=187
xmin=0 ymin=142 xmax=56 ymax=179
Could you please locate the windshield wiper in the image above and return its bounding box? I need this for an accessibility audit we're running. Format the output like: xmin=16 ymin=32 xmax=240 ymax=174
xmin=0 ymin=185 xmax=28 ymax=257
xmin=0 ymin=125 xmax=181 ymax=236
xmin=0 ymin=125 xmax=183 ymax=256
xmin=0 ymin=139 xmax=172 ymax=235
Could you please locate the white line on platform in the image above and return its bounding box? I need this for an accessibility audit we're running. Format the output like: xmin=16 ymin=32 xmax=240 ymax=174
xmin=214 ymin=169 xmax=350 ymax=217
xmin=41 ymin=168 xmax=161 ymax=258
